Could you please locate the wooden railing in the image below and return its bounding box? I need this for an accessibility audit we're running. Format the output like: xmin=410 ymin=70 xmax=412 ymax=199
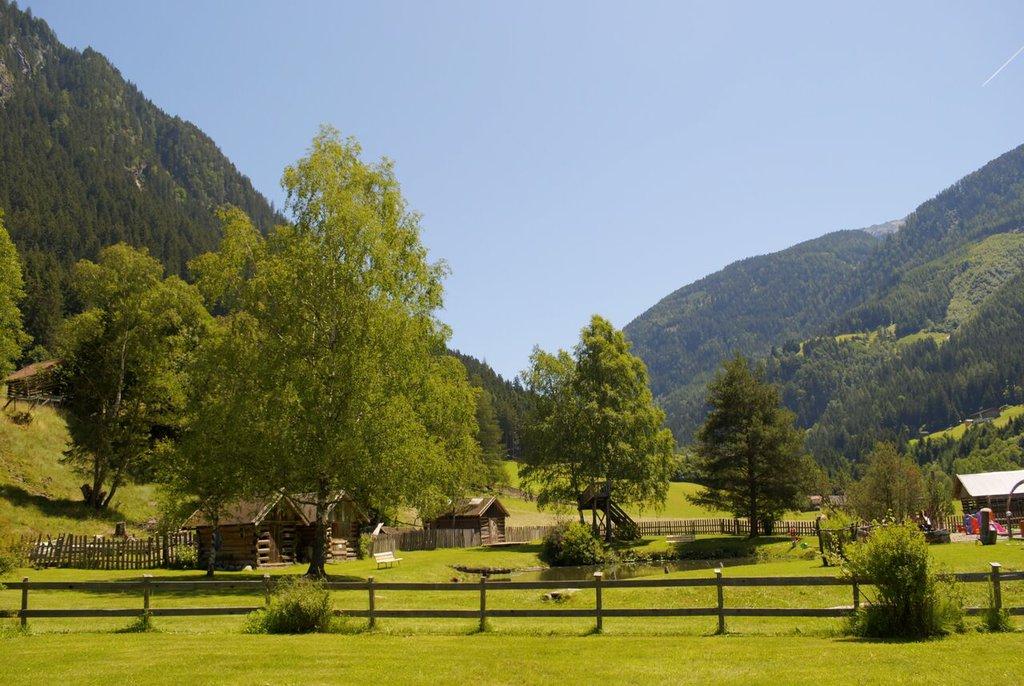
xmin=3 ymin=563 xmax=1017 ymax=633
xmin=505 ymin=519 xmax=821 ymax=543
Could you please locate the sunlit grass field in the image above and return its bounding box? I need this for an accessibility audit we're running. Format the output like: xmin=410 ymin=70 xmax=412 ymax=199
xmin=2 ymin=537 xmax=1023 ymax=685
xmin=500 ymin=462 xmax=818 ymax=524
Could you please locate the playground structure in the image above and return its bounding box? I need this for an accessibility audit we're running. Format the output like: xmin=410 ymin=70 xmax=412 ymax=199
xmin=578 ymin=482 xmax=639 ymax=541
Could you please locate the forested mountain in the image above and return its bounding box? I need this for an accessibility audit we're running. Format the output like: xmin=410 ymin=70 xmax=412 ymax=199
xmin=624 ymin=229 xmax=883 ymax=440
xmin=628 ymin=142 xmax=1024 ymax=477
xmin=0 ymin=2 xmax=518 ymax=421
xmin=452 ymin=351 xmax=531 ymax=459
xmin=0 ymin=1 xmax=280 ymax=349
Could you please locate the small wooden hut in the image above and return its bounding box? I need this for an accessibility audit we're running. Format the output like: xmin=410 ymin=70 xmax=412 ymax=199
xmin=432 ymin=496 xmax=510 ymax=545
xmin=5 ymin=359 xmax=62 ymax=407
xmin=184 ymin=490 xmax=369 ymax=569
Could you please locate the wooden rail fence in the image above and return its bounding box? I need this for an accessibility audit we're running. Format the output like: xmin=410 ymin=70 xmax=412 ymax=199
xmin=504 ymin=519 xmax=821 ymax=543
xmin=3 ymin=563 xmax=1018 ymax=633
xmin=21 ymin=532 xmax=195 ymax=569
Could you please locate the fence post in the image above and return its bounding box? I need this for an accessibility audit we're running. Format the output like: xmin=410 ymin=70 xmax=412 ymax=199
xmin=594 ymin=571 xmax=603 ymax=633
xmin=991 ymin=562 xmax=1002 ymax=613
xmin=142 ymin=574 xmax=152 ymax=621
xmin=852 ymin=579 xmax=860 ymax=611
xmin=367 ymin=576 xmax=376 ymax=629
xmin=479 ymin=575 xmax=488 ymax=632
xmin=715 ymin=568 xmax=725 ymax=634
xmin=20 ymin=577 xmax=28 ymax=630
xmin=262 ymin=574 xmax=272 ymax=607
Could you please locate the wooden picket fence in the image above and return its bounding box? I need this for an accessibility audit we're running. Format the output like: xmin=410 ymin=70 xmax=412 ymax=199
xmin=3 ymin=562 xmax=1018 ymax=634
xmin=22 ymin=532 xmax=195 ymax=570
xmin=371 ymin=528 xmax=480 ymax=554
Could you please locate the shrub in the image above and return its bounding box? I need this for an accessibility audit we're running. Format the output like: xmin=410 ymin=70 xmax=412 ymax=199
xmin=541 ymin=521 xmax=606 ymax=566
xmin=845 ymin=520 xmax=963 ymax=639
xmin=245 ymin=578 xmax=333 ymax=634
xmin=169 ymin=543 xmax=198 ymax=570
xmin=0 ymin=538 xmax=25 ymax=576
xmin=358 ymin=533 xmax=373 ymax=560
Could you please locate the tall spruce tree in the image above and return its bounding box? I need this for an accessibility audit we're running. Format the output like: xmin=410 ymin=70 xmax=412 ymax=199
xmin=690 ymin=355 xmax=811 ymax=536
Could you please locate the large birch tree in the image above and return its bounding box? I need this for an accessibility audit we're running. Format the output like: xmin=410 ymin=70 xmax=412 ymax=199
xmin=190 ymin=129 xmax=481 ymax=577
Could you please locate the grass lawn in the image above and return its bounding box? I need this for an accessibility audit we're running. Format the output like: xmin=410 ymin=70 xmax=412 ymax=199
xmin=3 ymin=631 xmax=1023 ymax=686
xmin=2 ymin=537 xmax=1023 ymax=684
xmin=501 ymin=463 xmax=818 ymax=524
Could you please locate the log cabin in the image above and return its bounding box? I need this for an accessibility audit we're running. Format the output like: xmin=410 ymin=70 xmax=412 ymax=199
xmin=432 ymin=496 xmax=510 ymax=545
xmin=184 ymin=490 xmax=369 ymax=569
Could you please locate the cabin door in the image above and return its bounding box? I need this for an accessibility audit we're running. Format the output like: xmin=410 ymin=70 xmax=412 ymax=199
xmin=487 ymin=518 xmax=499 ymax=545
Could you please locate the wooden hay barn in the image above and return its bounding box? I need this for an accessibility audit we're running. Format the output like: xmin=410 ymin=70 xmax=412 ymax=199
xmin=954 ymin=469 xmax=1024 ymax=518
xmin=5 ymin=359 xmax=62 ymax=406
xmin=432 ymin=496 xmax=510 ymax=545
xmin=184 ymin=490 xmax=369 ymax=569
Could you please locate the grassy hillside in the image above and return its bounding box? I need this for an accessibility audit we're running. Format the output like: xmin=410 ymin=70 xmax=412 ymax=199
xmin=0 ymin=406 xmax=157 ymax=537
xmin=912 ymin=403 xmax=1024 ymax=444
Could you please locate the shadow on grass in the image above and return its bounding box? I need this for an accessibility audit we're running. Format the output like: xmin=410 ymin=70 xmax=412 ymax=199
xmin=0 ymin=484 xmax=129 ymax=523
xmin=475 ymin=543 xmax=543 ymax=555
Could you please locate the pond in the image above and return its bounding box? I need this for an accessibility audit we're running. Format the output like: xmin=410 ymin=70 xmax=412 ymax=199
xmin=510 ymin=557 xmax=757 ymax=582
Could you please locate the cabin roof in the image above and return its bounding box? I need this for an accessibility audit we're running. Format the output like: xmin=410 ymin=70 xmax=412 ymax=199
xmin=437 ymin=496 xmax=510 ymax=519
xmin=183 ymin=490 xmax=364 ymax=528
xmin=953 ymin=470 xmax=1024 ymax=499
xmin=6 ymin=359 xmax=60 ymax=382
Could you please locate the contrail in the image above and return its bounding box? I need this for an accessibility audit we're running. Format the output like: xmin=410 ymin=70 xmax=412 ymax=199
xmin=983 ymin=43 xmax=1024 ymax=86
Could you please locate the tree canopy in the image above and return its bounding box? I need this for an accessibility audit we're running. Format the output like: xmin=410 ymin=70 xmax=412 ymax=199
xmin=848 ymin=442 xmax=924 ymax=522
xmin=0 ymin=209 xmax=26 ymax=379
xmin=59 ymin=243 xmax=210 ymax=509
xmin=188 ymin=129 xmax=482 ymax=576
xmin=521 ymin=315 xmax=676 ymax=518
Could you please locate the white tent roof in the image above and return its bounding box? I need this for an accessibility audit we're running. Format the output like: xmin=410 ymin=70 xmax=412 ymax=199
xmin=954 ymin=469 xmax=1024 ymax=498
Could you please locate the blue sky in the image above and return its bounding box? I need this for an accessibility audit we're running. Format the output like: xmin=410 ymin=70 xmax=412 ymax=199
xmin=24 ymin=1 xmax=1024 ymax=379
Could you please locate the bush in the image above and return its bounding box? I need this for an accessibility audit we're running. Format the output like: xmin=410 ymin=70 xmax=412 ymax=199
xmin=358 ymin=533 xmax=373 ymax=560
xmin=245 ymin=578 xmax=333 ymax=634
xmin=169 ymin=543 xmax=198 ymax=570
xmin=541 ymin=521 xmax=606 ymax=566
xmin=845 ymin=520 xmax=963 ymax=639
xmin=0 ymin=538 xmax=25 ymax=576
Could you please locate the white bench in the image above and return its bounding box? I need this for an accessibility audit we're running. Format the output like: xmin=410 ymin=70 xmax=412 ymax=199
xmin=374 ymin=551 xmax=403 ymax=568
xmin=666 ymin=533 xmax=695 ymax=544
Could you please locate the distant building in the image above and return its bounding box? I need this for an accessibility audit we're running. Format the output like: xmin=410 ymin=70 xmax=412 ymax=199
xmin=953 ymin=469 xmax=1024 ymax=517
xmin=5 ymin=359 xmax=62 ymax=407
xmin=432 ymin=496 xmax=510 ymax=545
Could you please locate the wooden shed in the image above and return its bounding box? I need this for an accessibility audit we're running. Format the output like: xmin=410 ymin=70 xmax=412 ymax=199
xmin=5 ymin=359 xmax=62 ymax=407
xmin=184 ymin=490 xmax=369 ymax=569
xmin=432 ymin=496 xmax=510 ymax=545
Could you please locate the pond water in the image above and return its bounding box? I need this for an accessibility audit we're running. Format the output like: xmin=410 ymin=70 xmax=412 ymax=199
xmin=510 ymin=557 xmax=757 ymax=582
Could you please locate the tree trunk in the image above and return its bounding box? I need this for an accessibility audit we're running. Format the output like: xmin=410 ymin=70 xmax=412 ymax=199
xmin=306 ymin=484 xmax=329 ymax=579
xmin=207 ymin=518 xmax=220 ymax=578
